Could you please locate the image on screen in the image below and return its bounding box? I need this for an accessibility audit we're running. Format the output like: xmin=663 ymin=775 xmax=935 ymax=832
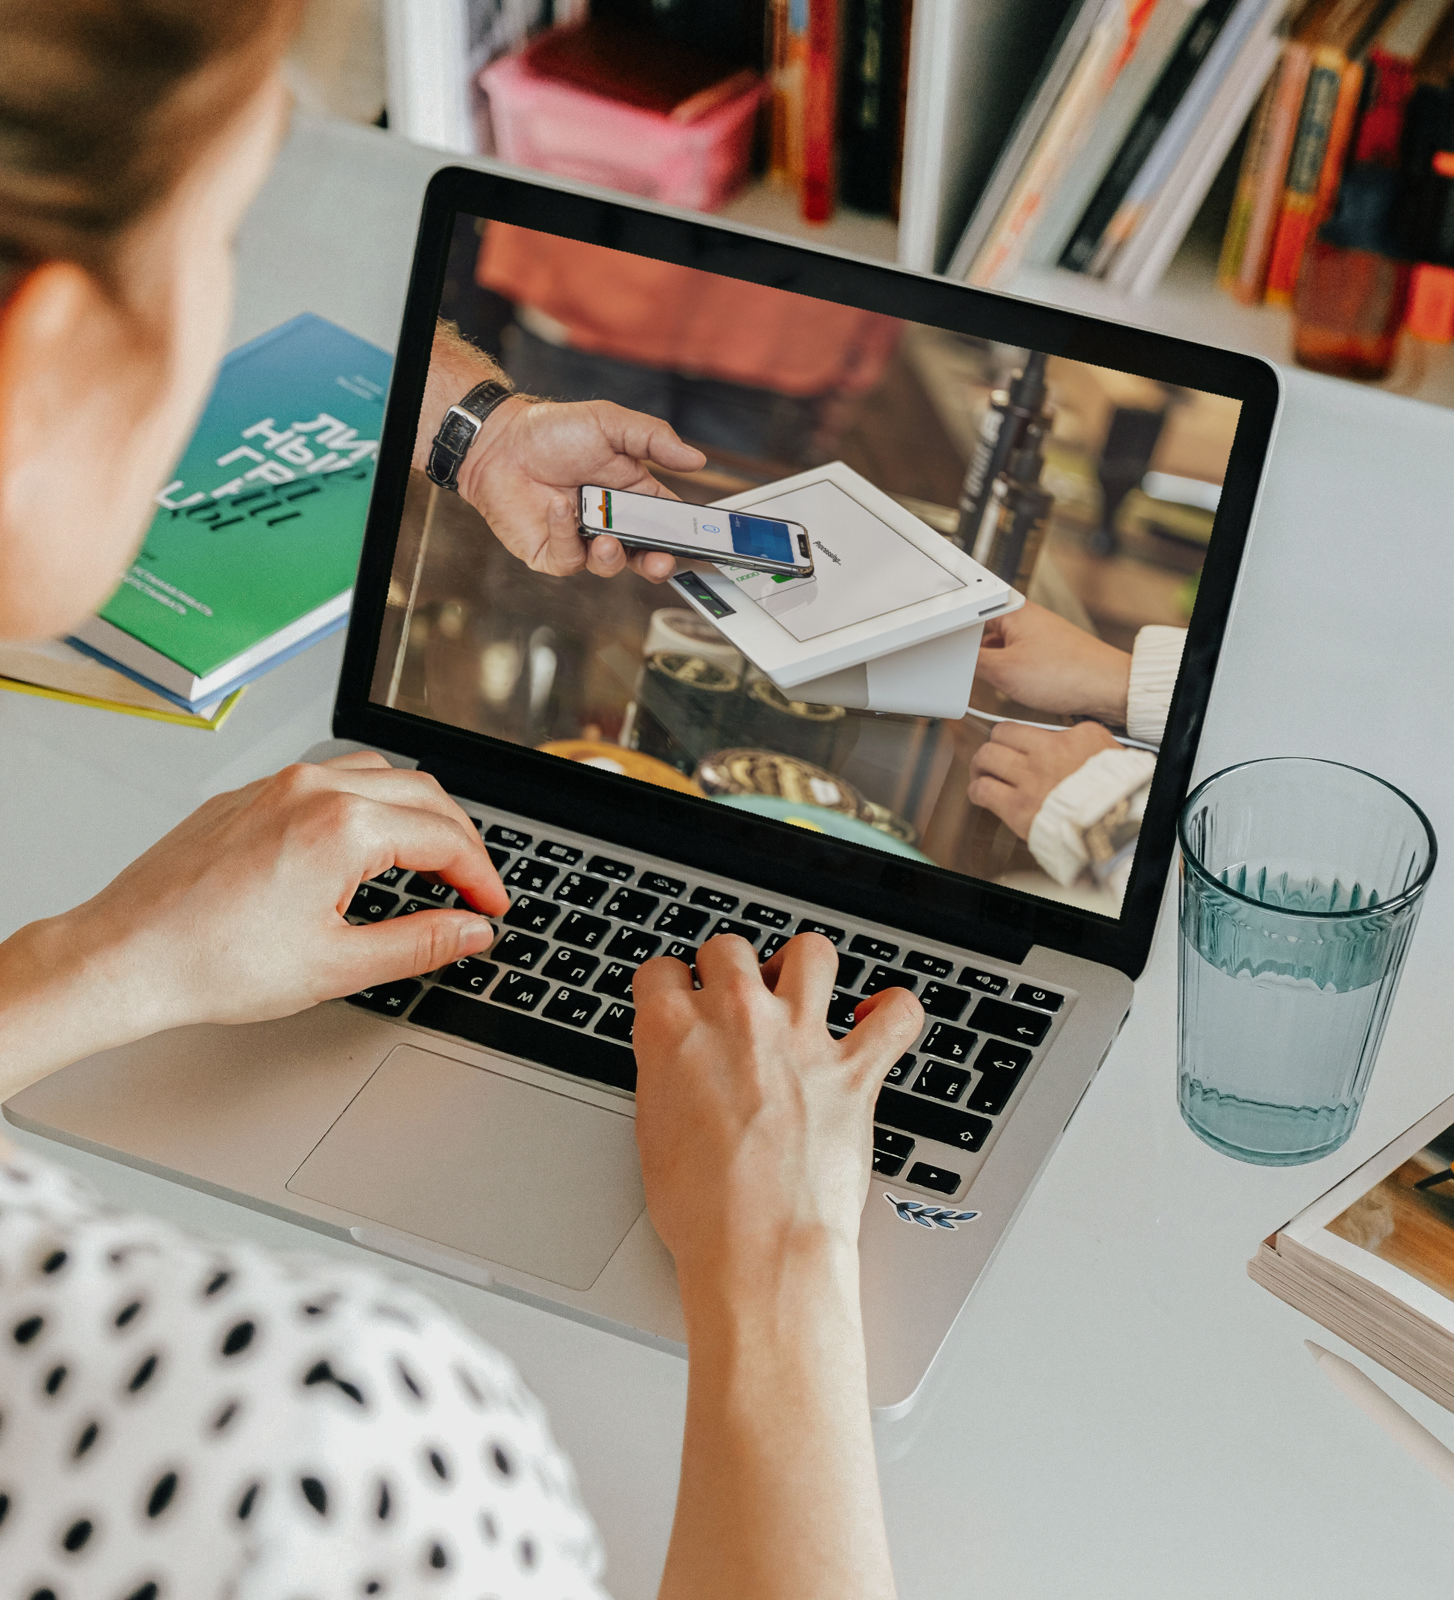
xmin=583 ymin=488 xmax=798 ymax=567
xmin=370 ymin=215 xmax=1242 ymax=918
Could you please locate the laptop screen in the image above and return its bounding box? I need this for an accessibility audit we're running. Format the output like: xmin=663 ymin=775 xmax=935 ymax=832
xmin=364 ymin=208 xmax=1245 ymax=927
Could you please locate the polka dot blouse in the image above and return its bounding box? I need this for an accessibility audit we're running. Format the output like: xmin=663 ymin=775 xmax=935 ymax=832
xmin=0 ymin=1151 xmax=612 ymax=1600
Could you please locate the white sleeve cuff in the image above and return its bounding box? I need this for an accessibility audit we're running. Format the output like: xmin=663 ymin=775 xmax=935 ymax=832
xmin=1027 ymin=746 xmax=1159 ymax=887
xmin=1126 ymin=625 xmax=1187 ymax=748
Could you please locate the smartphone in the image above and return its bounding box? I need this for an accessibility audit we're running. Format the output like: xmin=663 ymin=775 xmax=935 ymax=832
xmin=578 ymin=484 xmax=814 ymax=576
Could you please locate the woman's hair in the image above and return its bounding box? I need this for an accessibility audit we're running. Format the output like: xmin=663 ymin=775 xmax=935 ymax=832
xmin=0 ymin=0 xmax=301 ymax=281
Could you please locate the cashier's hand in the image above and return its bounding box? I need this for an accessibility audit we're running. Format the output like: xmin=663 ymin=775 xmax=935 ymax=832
xmin=631 ymin=933 xmax=923 ymax=1281
xmin=458 ymin=397 xmax=707 ymax=583
xmin=968 ymin=720 xmax=1119 ymax=840
xmin=976 ymin=600 xmax=1131 ymax=723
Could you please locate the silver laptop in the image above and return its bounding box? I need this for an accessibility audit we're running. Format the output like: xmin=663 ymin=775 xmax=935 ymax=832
xmin=4 ymin=167 xmax=1277 ymax=1416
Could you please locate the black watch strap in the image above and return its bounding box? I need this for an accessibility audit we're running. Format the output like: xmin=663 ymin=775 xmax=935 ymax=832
xmin=425 ymin=378 xmax=516 ymax=492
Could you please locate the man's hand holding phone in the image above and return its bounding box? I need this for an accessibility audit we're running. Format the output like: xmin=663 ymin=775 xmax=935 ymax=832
xmin=579 ymin=484 xmax=814 ymax=577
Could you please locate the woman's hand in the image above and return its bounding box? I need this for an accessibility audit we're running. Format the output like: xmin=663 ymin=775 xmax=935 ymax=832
xmin=968 ymin=719 xmax=1120 ymax=840
xmin=0 ymin=752 xmax=506 ymax=1089
xmin=976 ymin=600 xmax=1131 ymax=722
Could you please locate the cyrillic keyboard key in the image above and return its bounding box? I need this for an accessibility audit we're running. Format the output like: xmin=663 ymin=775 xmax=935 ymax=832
xmin=960 ymin=968 xmax=1008 ymax=995
xmin=595 ymin=1002 xmax=636 ymax=1043
xmin=903 ymin=951 xmax=952 ymax=979
xmin=919 ymin=982 xmax=968 ymax=1020
xmin=504 ymin=858 xmax=558 ymax=894
xmin=542 ymin=947 xmax=598 ymax=986
xmin=862 ymin=965 xmax=918 ymax=997
xmin=742 ymin=902 xmax=791 ymax=930
xmin=709 ymin=917 xmax=760 ymax=944
xmin=535 ymin=839 xmax=582 ymax=865
xmin=405 ymin=873 xmax=456 ymax=906
xmin=369 ymin=865 xmax=406 ymax=888
xmin=796 ymin=919 xmax=844 ymax=944
xmin=485 ymin=825 xmax=530 ymax=851
xmin=554 ymin=872 xmax=608 ymax=909
xmin=556 ymin=911 xmax=610 ymax=950
xmin=655 ymin=903 xmax=709 ymax=939
xmin=606 ymin=927 xmax=661 ymax=965
xmin=492 ymin=931 xmax=549 ymax=970
xmin=592 ymin=961 xmax=637 ymax=1001
xmin=1013 ymin=983 xmax=1064 ymax=1013
xmin=640 ymin=872 xmax=684 ymax=898
xmin=493 ymin=970 xmax=550 ymax=1011
xmin=663 ymin=941 xmax=698 ymax=966
xmin=502 ymin=896 xmax=559 ymax=935
xmin=873 ymin=1088 xmax=991 ymax=1153
xmin=922 ymin=1023 xmax=977 ymax=1066
xmin=907 ymin=1162 xmax=961 ymax=1195
xmin=347 ymin=885 xmax=397 ymax=923
xmin=345 ymin=979 xmax=420 ymax=1016
xmin=408 ymin=987 xmax=635 ymax=1093
xmin=604 ymin=887 xmax=660 ymax=925
xmin=883 ymin=1053 xmax=914 ymax=1087
xmin=541 ymin=986 xmax=602 ymax=1029
xmin=690 ymin=886 xmax=738 ymax=914
xmin=873 ymin=1126 xmax=915 ymax=1157
xmin=835 ymin=954 xmax=866 ymax=989
xmin=826 ymin=990 xmax=860 ymax=1031
xmin=434 ymin=957 xmax=499 ymax=998
xmin=851 ymin=934 xmax=899 ymax=963
xmin=587 ymin=855 xmax=633 ymax=881
xmin=485 ymin=845 xmax=510 ymax=871
xmin=758 ymin=933 xmax=789 ymax=962
xmin=972 ymin=998 xmax=1051 ymax=1047
xmin=395 ymin=898 xmax=431 ymax=917
xmin=967 ymin=1042 xmax=1032 ymax=1115
xmin=872 ymin=1151 xmax=906 ymax=1177
xmin=913 ymin=1061 xmax=969 ymax=1103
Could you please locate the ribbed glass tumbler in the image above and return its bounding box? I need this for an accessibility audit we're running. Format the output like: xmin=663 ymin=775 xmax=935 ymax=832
xmin=1177 ymin=759 xmax=1436 ymax=1165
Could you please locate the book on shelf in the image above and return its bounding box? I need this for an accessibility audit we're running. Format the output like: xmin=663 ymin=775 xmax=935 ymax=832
xmin=0 ymin=639 xmax=243 ymax=729
xmin=839 ymin=0 xmax=904 ymax=215
xmin=69 ymin=313 xmax=391 ymax=712
xmin=802 ymin=0 xmax=841 ymax=221
xmin=1250 ymin=1089 xmax=1454 ymax=1414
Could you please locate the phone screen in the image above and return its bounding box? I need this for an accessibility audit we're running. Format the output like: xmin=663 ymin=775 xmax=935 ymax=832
xmin=581 ymin=486 xmax=810 ymax=570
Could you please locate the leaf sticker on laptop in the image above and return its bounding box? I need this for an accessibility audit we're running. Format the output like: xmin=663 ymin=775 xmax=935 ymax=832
xmin=884 ymin=1193 xmax=980 ymax=1230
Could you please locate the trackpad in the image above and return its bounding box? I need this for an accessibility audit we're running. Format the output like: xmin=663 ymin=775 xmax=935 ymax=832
xmin=288 ymin=1044 xmax=644 ymax=1291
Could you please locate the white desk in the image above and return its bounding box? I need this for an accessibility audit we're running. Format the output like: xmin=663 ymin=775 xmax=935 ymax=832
xmin=4 ymin=116 xmax=1453 ymax=1598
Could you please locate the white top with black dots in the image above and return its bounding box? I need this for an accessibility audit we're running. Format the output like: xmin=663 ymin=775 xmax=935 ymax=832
xmin=0 ymin=1151 xmax=613 ymax=1600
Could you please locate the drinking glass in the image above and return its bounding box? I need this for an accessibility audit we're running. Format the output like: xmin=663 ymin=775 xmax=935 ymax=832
xmin=1177 ymin=758 xmax=1436 ymax=1165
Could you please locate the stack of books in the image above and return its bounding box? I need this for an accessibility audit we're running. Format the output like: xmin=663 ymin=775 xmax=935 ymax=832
xmin=0 ymin=314 xmax=391 ymax=730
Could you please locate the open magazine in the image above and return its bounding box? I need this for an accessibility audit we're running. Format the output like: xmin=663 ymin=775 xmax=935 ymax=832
xmin=1250 ymin=1091 xmax=1454 ymax=1412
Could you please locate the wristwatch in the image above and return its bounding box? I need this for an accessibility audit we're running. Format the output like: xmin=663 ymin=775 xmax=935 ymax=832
xmin=425 ymin=377 xmax=516 ymax=492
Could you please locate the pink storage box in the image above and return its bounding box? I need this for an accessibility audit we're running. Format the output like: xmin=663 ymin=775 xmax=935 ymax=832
xmin=479 ymin=52 xmax=764 ymax=214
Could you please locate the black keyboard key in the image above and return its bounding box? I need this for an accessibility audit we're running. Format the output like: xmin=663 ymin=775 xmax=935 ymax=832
xmin=655 ymin=903 xmax=709 ymax=940
xmin=640 ymin=872 xmax=685 ymax=898
xmin=960 ymin=968 xmax=1008 ymax=995
xmin=873 ymin=1127 xmax=915 ymax=1157
xmin=406 ymin=873 xmax=457 ymax=907
xmin=919 ymin=982 xmax=969 ymax=1020
xmin=347 ymin=885 xmax=397 ymax=922
xmin=493 ymin=930 xmax=549 ymax=971
xmin=541 ymin=986 xmax=602 ymax=1029
xmin=434 ymin=957 xmax=499 ymax=998
xmin=554 ymin=872 xmax=608 ymax=909
xmin=595 ymin=1002 xmax=636 ymax=1044
xmin=556 ymin=911 xmax=610 ymax=951
xmin=604 ymin=887 xmax=660 ymax=925
xmin=709 ymin=917 xmax=760 ymax=944
xmin=873 ymin=1088 xmax=991 ymax=1154
xmin=535 ymin=839 xmax=582 ymax=865
xmin=861 ymin=965 xmax=918 ymax=997
xmin=976 ymin=1040 xmax=1032 ymax=1075
xmin=485 ymin=845 xmax=511 ymax=871
xmin=922 ymin=1023 xmax=977 ymax=1066
xmin=606 ymin=927 xmax=661 ymax=965
xmin=502 ymin=896 xmax=560 ymax=935
xmin=904 ymin=950 xmax=952 ymax=979
xmin=967 ymin=1042 xmax=1032 ymax=1115
xmin=742 ymin=902 xmax=792 ymax=930
xmin=505 ymin=858 xmax=558 ymax=894
xmin=872 ymin=1151 xmax=906 ymax=1177
xmin=851 ymin=934 xmax=899 ymax=963
xmin=907 ymin=1162 xmax=962 ymax=1195
xmin=485 ymin=824 xmax=531 ymax=851
xmin=592 ymin=961 xmax=637 ymax=1001
xmin=493 ymin=970 xmax=550 ymax=1011
xmin=973 ymin=998 xmax=1051 ymax=1047
xmin=836 ymin=954 xmax=866 ymax=989
xmin=395 ymin=898 xmax=432 ymax=917
xmin=369 ymin=865 xmax=407 ymax=888
xmin=796 ymin=919 xmax=844 ymax=944
xmin=587 ymin=855 xmax=633 ymax=881
xmin=913 ymin=1060 xmax=970 ymax=1103
xmin=758 ymin=932 xmax=790 ymax=963
xmin=883 ymin=1053 xmax=914 ymax=1087
xmin=826 ymin=990 xmax=860 ymax=1031
xmin=1013 ymin=983 xmax=1064 ymax=1013
xmin=409 ymin=987 xmax=636 ymax=1093
xmin=690 ymin=886 xmax=738 ymax=914
xmin=663 ymin=941 xmax=699 ymax=966
xmin=345 ymin=979 xmax=421 ymax=1016
xmin=542 ymin=947 xmax=598 ymax=986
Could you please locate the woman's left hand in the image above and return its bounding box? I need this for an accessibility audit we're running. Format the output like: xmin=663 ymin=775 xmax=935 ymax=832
xmin=968 ymin=720 xmax=1120 ymax=839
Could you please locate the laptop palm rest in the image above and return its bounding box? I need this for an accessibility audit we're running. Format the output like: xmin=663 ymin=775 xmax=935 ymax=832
xmin=287 ymin=1044 xmax=644 ymax=1292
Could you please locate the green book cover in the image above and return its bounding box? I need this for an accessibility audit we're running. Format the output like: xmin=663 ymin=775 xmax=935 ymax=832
xmin=96 ymin=313 xmax=393 ymax=677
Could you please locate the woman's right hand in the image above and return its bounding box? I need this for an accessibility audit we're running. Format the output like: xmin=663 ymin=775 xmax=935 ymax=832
xmin=976 ymin=599 xmax=1131 ymax=722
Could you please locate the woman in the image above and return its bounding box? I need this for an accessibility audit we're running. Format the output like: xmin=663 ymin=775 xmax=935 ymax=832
xmin=0 ymin=5 xmax=922 ymax=1597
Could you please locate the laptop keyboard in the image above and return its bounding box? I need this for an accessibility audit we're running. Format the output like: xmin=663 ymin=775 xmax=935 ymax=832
xmin=343 ymin=804 xmax=1074 ymax=1203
